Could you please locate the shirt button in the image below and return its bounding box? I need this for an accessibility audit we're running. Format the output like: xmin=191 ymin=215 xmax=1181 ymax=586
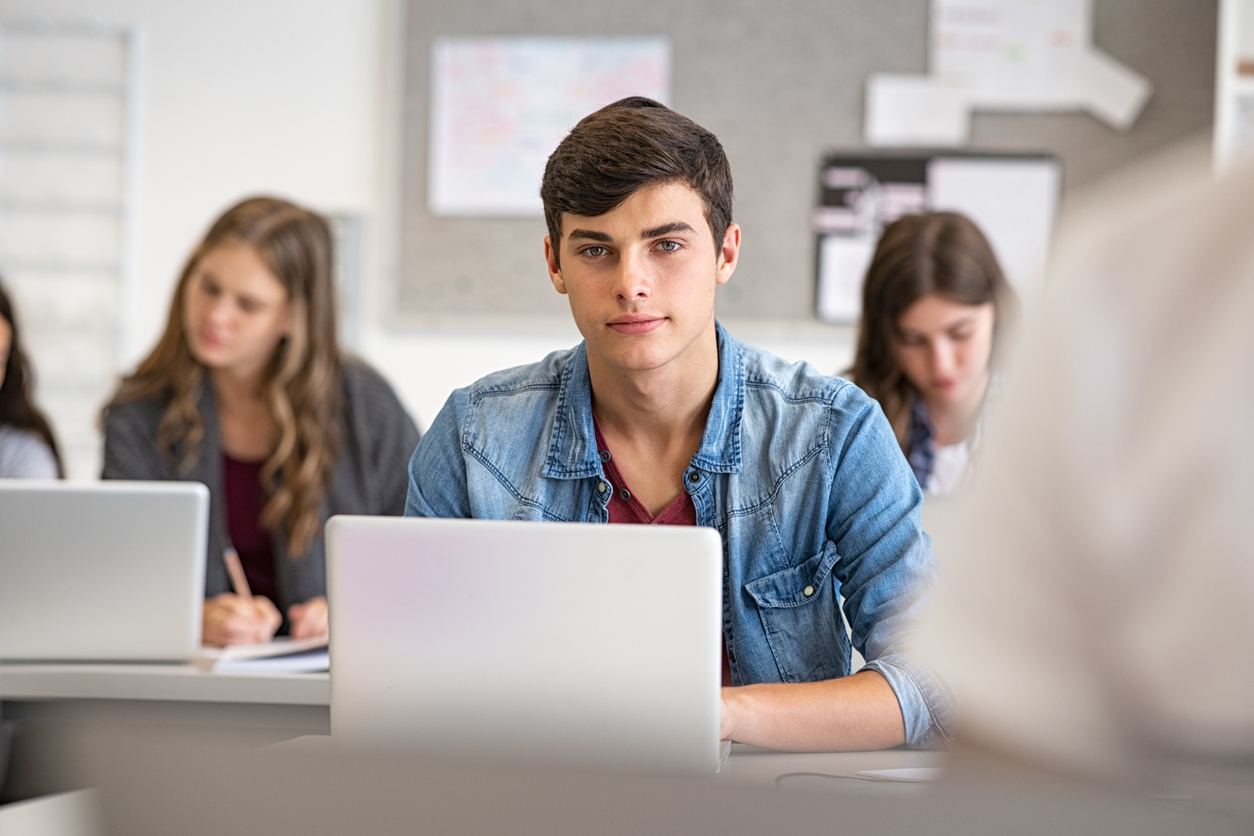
xmin=599 ymin=450 xmax=611 ymax=462
xmin=619 ymin=488 xmax=631 ymax=501
xmin=803 ymin=585 xmax=815 ymax=597
xmin=688 ymin=471 xmax=701 ymax=483
xmin=598 ymin=481 xmax=608 ymax=493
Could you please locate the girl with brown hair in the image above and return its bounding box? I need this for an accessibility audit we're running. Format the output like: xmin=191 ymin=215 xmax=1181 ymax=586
xmin=850 ymin=212 xmax=1016 ymax=495
xmin=103 ymin=197 xmax=420 ymax=646
xmin=0 ymin=279 xmax=63 ymax=478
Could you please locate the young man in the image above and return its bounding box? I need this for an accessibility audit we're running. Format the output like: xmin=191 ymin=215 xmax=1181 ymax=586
xmin=407 ymin=98 xmax=951 ymax=751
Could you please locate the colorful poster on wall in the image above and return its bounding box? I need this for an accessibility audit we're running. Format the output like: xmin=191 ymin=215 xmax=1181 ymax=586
xmin=429 ymin=37 xmax=671 ymax=217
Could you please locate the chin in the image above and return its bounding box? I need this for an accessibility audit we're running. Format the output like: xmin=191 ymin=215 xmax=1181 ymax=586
xmin=190 ymin=346 xmax=229 ymax=369
xmin=603 ymin=345 xmax=675 ymax=373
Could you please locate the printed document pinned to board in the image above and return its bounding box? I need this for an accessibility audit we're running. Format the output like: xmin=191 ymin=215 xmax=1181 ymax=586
xmin=429 ymin=37 xmax=671 ymax=216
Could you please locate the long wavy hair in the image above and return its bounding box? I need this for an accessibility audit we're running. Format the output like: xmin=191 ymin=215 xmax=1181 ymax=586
xmin=0 ymin=280 xmax=64 ymax=476
xmin=106 ymin=197 xmax=342 ymax=556
xmin=851 ymin=212 xmax=1016 ymax=447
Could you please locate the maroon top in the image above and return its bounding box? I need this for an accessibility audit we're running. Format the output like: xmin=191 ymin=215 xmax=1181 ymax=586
xmin=221 ymin=454 xmax=278 ymax=604
xmin=593 ymin=418 xmax=732 ymax=686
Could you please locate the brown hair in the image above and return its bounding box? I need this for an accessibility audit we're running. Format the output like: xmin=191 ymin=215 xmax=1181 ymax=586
xmin=0 ymin=279 xmax=64 ymax=476
xmin=540 ymin=97 xmax=733 ymax=261
xmin=850 ymin=212 xmax=1016 ymax=444
xmin=105 ymin=196 xmax=342 ymax=556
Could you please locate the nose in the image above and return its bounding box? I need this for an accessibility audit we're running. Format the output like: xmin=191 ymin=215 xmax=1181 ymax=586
xmin=611 ymin=249 xmax=651 ymax=303
xmin=931 ymin=338 xmax=957 ymax=378
xmin=206 ymin=295 xmax=235 ymax=327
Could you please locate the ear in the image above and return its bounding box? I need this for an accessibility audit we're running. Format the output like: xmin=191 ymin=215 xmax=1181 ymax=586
xmin=715 ymin=223 xmax=741 ymax=286
xmin=545 ymin=235 xmax=568 ymax=295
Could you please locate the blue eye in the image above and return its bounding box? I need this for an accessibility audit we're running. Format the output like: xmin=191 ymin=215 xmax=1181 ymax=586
xmin=583 ymin=246 xmax=607 ymax=258
xmin=658 ymin=240 xmax=680 ymax=252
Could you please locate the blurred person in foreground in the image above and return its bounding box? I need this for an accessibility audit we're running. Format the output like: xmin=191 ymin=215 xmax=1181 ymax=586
xmin=103 ymin=197 xmax=420 ymax=647
xmin=0 ymin=279 xmax=63 ymax=478
xmin=850 ymin=212 xmax=1017 ymax=495
xmin=915 ymin=148 xmax=1254 ymax=808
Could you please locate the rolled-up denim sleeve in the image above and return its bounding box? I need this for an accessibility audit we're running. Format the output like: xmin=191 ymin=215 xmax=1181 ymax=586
xmin=825 ymin=385 xmax=955 ymax=749
xmin=406 ymin=388 xmax=472 ymax=518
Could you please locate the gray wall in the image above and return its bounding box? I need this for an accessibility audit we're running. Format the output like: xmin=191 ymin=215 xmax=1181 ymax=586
xmin=397 ymin=0 xmax=1217 ymax=322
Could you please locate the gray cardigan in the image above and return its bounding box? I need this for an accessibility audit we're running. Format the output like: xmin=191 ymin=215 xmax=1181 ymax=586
xmin=102 ymin=359 xmax=421 ymax=612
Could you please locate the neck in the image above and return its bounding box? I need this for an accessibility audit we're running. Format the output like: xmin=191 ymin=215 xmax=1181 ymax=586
xmin=922 ymin=369 xmax=990 ymax=446
xmin=208 ymin=365 xmax=267 ymax=410
xmin=587 ymin=322 xmax=720 ymax=447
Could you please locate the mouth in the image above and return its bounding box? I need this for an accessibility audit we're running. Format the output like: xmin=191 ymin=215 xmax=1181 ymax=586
xmin=607 ymin=315 xmax=665 ymax=335
xmin=196 ymin=330 xmax=228 ymax=350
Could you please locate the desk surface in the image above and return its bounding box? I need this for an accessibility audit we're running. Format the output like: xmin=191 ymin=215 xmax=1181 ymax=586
xmin=0 ymin=664 xmax=944 ymax=797
xmin=0 ymin=663 xmax=329 ymax=705
xmin=267 ymin=734 xmax=945 ymax=788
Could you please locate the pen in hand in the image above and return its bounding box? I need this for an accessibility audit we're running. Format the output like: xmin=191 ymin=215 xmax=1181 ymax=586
xmin=223 ymin=546 xmax=252 ymax=599
xmin=205 ymin=546 xmax=279 ymax=647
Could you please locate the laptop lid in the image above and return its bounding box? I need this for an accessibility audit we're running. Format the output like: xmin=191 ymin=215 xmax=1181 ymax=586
xmin=0 ymin=480 xmax=208 ymax=662
xmin=327 ymin=515 xmax=723 ymax=774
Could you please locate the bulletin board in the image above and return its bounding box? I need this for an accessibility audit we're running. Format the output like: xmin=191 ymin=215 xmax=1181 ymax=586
xmin=814 ymin=152 xmax=1061 ymax=322
xmin=395 ymin=0 xmax=1216 ymax=323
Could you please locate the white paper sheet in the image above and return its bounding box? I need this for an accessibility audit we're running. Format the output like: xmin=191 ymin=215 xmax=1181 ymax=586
xmin=864 ymin=74 xmax=971 ymax=147
xmin=209 ymin=650 xmax=330 ymax=675
xmin=816 ymin=235 xmax=877 ymax=323
xmin=428 ymin=37 xmax=671 ymax=216
xmin=927 ymin=156 xmax=1061 ymax=300
xmin=865 ymin=0 xmax=1152 ymax=147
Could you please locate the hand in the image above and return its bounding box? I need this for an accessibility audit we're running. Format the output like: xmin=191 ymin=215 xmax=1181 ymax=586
xmin=288 ymin=596 xmax=328 ymax=640
xmin=202 ymin=593 xmax=281 ymax=647
xmin=720 ymin=687 xmax=737 ymax=742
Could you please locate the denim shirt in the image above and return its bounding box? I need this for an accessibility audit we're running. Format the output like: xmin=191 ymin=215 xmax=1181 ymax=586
xmin=406 ymin=324 xmax=953 ymax=749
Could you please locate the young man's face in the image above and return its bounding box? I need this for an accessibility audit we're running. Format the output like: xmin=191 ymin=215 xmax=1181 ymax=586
xmin=545 ymin=181 xmax=740 ymax=377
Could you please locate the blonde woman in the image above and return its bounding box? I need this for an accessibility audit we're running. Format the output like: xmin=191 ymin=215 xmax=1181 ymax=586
xmin=103 ymin=197 xmax=420 ymax=646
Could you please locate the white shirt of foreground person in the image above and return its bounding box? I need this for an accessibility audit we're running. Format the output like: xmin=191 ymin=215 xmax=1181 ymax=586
xmin=913 ymin=148 xmax=1254 ymax=781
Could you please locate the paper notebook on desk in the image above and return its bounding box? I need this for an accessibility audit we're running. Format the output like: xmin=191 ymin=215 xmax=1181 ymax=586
xmin=196 ymin=636 xmax=329 ymax=674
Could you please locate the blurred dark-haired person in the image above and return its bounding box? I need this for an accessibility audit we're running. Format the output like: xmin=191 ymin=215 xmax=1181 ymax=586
xmin=103 ymin=197 xmax=420 ymax=647
xmin=0 ymin=280 xmax=63 ymax=478
xmin=407 ymin=98 xmax=950 ymax=752
xmin=850 ymin=212 xmax=1017 ymax=495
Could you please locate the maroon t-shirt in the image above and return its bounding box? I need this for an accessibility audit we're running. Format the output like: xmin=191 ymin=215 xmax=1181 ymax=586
xmin=221 ymin=454 xmax=278 ymax=604
xmin=593 ymin=418 xmax=733 ymax=687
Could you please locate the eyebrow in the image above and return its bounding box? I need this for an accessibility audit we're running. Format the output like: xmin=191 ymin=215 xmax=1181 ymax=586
xmin=642 ymin=221 xmax=695 ymax=239
xmin=565 ymin=221 xmax=697 ymax=244
xmin=566 ymin=229 xmax=613 ymax=243
xmin=944 ymin=316 xmax=978 ymax=329
xmin=897 ymin=316 xmax=978 ymax=336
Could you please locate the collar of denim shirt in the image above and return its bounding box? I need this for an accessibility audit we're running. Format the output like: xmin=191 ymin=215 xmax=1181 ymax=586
xmin=541 ymin=321 xmax=745 ymax=481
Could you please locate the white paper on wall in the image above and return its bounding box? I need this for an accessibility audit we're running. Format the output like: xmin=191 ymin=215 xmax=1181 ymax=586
xmin=865 ymin=75 xmax=971 ymax=147
xmin=864 ymin=0 xmax=1152 ymax=147
xmin=926 ymin=157 xmax=1061 ymax=300
xmin=429 ymin=37 xmax=671 ymax=217
xmin=816 ymin=235 xmax=878 ymax=323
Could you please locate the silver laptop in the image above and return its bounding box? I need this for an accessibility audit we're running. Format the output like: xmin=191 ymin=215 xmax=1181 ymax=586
xmin=0 ymin=480 xmax=208 ymax=662
xmin=327 ymin=516 xmax=724 ymax=774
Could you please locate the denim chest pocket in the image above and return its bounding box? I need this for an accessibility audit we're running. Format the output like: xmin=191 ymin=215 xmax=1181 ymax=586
xmin=743 ymin=541 xmax=850 ymax=683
